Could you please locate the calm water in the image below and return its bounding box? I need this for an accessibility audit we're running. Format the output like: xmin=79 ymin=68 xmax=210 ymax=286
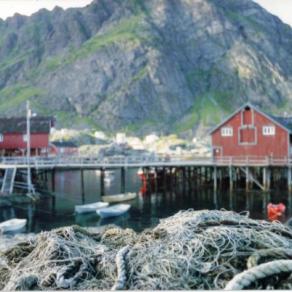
xmin=1 ymin=168 xmax=292 ymax=234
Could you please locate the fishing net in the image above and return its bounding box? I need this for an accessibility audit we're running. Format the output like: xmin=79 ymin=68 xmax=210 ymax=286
xmin=1 ymin=209 xmax=292 ymax=290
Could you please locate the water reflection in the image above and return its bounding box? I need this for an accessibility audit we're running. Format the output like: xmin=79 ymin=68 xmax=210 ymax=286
xmin=0 ymin=169 xmax=292 ymax=233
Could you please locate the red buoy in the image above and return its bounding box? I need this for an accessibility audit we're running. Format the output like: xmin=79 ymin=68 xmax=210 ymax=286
xmin=267 ymin=203 xmax=286 ymax=221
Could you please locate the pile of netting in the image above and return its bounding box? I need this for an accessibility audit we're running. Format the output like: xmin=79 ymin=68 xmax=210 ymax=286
xmin=2 ymin=209 xmax=292 ymax=290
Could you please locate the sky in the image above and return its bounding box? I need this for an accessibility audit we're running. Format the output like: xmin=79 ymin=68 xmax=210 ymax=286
xmin=0 ymin=0 xmax=291 ymax=27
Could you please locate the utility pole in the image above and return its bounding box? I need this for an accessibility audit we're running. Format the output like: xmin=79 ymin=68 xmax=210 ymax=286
xmin=26 ymin=101 xmax=34 ymax=195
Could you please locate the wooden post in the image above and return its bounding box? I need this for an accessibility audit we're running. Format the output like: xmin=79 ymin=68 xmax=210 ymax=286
xmin=193 ymin=167 xmax=197 ymax=188
xmin=51 ymin=169 xmax=55 ymax=192
xmin=263 ymin=167 xmax=267 ymax=191
xmin=229 ymin=166 xmax=233 ymax=191
xmin=213 ymin=190 xmax=218 ymax=209
xmin=121 ymin=167 xmax=126 ymax=194
xmin=188 ymin=167 xmax=192 ymax=189
xmin=198 ymin=167 xmax=201 ymax=186
xmin=213 ymin=166 xmax=217 ymax=192
xmin=182 ymin=167 xmax=186 ymax=186
xmin=267 ymin=168 xmax=271 ymax=190
xmin=81 ymin=169 xmax=85 ymax=203
xmin=51 ymin=195 xmax=56 ymax=214
xmin=163 ymin=167 xmax=167 ymax=191
xmin=154 ymin=168 xmax=158 ymax=193
xmin=288 ymin=167 xmax=292 ymax=192
xmin=246 ymin=166 xmax=250 ymax=191
xmin=100 ymin=168 xmax=105 ymax=197
xmin=219 ymin=168 xmax=223 ymax=189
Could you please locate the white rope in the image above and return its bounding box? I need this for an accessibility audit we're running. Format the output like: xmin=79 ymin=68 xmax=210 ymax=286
xmin=111 ymin=245 xmax=130 ymax=290
xmin=225 ymin=260 xmax=292 ymax=290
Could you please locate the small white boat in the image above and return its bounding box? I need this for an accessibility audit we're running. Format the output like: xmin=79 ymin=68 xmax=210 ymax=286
xmin=97 ymin=204 xmax=131 ymax=218
xmin=75 ymin=202 xmax=109 ymax=214
xmin=102 ymin=192 xmax=137 ymax=203
xmin=0 ymin=218 xmax=27 ymax=232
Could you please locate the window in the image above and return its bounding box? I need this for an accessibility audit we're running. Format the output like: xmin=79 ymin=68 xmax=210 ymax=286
xmin=221 ymin=127 xmax=233 ymax=137
xmin=23 ymin=134 xmax=28 ymax=142
xmin=263 ymin=126 xmax=275 ymax=136
xmin=0 ymin=134 xmax=3 ymax=142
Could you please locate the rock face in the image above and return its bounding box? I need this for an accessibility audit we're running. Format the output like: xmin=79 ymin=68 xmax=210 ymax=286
xmin=0 ymin=0 xmax=292 ymax=136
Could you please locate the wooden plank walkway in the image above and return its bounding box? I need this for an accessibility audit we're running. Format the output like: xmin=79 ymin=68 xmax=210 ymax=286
xmin=0 ymin=155 xmax=291 ymax=169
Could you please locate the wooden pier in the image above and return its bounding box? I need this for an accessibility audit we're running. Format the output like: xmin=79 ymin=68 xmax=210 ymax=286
xmin=0 ymin=155 xmax=292 ymax=195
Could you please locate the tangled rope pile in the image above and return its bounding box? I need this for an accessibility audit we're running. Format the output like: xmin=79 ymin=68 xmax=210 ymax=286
xmin=1 ymin=210 xmax=292 ymax=290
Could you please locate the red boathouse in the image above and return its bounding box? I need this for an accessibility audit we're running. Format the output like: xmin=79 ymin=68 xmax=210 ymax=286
xmin=0 ymin=116 xmax=54 ymax=156
xmin=210 ymin=103 xmax=292 ymax=159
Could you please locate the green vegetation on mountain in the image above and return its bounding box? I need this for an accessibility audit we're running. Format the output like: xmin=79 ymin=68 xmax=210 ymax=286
xmin=0 ymin=0 xmax=291 ymax=137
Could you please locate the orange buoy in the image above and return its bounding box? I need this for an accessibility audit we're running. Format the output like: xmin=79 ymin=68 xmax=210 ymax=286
xmin=267 ymin=203 xmax=286 ymax=221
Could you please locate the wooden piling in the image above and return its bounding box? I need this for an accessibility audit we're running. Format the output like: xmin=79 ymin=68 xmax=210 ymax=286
xmin=51 ymin=169 xmax=55 ymax=192
xmin=229 ymin=166 xmax=233 ymax=191
xmin=121 ymin=167 xmax=126 ymax=193
xmin=263 ymin=167 xmax=267 ymax=191
xmin=163 ymin=167 xmax=167 ymax=191
xmin=80 ymin=169 xmax=85 ymax=203
xmin=100 ymin=168 xmax=105 ymax=197
xmin=213 ymin=166 xmax=217 ymax=192
xmin=246 ymin=166 xmax=250 ymax=191
xmin=267 ymin=168 xmax=271 ymax=190
xmin=288 ymin=167 xmax=292 ymax=192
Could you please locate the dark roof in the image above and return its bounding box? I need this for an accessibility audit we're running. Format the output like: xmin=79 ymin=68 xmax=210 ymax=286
xmin=52 ymin=141 xmax=77 ymax=148
xmin=0 ymin=116 xmax=54 ymax=134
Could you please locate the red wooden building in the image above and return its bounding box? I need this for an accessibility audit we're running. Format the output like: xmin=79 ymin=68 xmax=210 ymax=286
xmin=210 ymin=103 xmax=292 ymax=159
xmin=0 ymin=116 xmax=54 ymax=156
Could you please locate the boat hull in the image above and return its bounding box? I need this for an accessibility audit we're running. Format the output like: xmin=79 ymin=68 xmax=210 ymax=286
xmin=102 ymin=192 xmax=136 ymax=203
xmin=0 ymin=219 xmax=27 ymax=232
xmin=97 ymin=204 xmax=131 ymax=219
xmin=75 ymin=202 xmax=109 ymax=214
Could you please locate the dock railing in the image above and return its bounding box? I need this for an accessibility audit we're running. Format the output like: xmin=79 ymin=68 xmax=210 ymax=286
xmin=0 ymin=155 xmax=291 ymax=169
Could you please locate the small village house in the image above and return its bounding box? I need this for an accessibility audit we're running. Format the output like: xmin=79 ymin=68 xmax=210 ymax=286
xmin=50 ymin=141 xmax=78 ymax=156
xmin=116 ymin=133 xmax=126 ymax=145
xmin=0 ymin=116 xmax=54 ymax=156
xmin=210 ymin=103 xmax=292 ymax=159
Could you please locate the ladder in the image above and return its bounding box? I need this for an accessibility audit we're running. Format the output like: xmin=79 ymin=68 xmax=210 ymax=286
xmin=1 ymin=168 xmax=17 ymax=194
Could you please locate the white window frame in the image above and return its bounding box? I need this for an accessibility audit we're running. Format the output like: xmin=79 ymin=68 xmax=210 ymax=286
xmin=263 ymin=126 xmax=275 ymax=136
xmin=0 ymin=134 xmax=3 ymax=142
xmin=221 ymin=127 xmax=233 ymax=137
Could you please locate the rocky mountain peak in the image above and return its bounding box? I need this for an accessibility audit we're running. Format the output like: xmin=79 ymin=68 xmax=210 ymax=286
xmin=0 ymin=0 xmax=291 ymax=137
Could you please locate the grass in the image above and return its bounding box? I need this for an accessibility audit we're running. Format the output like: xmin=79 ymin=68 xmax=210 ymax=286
xmin=123 ymin=118 xmax=158 ymax=134
xmin=132 ymin=66 xmax=148 ymax=83
xmin=54 ymin=111 xmax=101 ymax=129
xmin=0 ymin=50 xmax=33 ymax=72
xmin=0 ymin=85 xmax=44 ymax=112
xmin=40 ymin=14 xmax=145 ymax=73
xmin=174 ymin=91 xmax=232 ymax=133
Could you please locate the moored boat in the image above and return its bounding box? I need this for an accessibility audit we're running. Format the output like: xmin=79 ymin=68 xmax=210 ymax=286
xmin=0 ymin=218 xmax=27 ymax=232
xmin=75 ymin=202 xmax=109 ymax=214
xmin=96 ymin=204 xmax=131 ymax=218
xmin=102 ymin=192 xmax=137 ymax=203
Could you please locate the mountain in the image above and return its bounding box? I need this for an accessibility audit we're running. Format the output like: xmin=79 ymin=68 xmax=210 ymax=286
xmin=0 ymin=0 xmax=292 ymax=136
